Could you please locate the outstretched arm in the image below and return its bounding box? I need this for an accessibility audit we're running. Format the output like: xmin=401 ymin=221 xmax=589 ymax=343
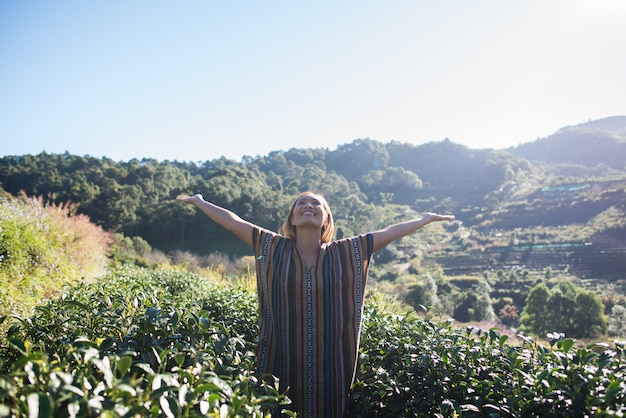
xmin=371 ymin=212 xmax=455 ymax=252
xmin=176 ymin=194 xmax=255 ymax=247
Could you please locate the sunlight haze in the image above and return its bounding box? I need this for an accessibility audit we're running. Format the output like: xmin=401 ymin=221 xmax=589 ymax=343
xmin=1 ymin=0 xmax=625 ymax=162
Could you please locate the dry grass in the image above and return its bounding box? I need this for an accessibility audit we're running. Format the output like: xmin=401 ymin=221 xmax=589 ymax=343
xmin=0 ymin=194 xmax=111 ymax=331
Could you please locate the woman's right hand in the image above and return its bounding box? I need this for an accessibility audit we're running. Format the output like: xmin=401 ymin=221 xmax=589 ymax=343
xmin=176 ymin=194 xmax=202 ymax=205
xmin=174 ymin=193 xmax=255 ymax=247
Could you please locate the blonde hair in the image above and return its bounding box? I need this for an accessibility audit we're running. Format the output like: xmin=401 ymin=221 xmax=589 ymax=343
xmin=281 ymin=192 xmax=334 ymax=243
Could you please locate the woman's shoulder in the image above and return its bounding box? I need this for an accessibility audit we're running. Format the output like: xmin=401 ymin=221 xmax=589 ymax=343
xmin=328 ymin=232 xmax=373 ymax=247
xmin=253 ymin=226 xmax=290 ymax=244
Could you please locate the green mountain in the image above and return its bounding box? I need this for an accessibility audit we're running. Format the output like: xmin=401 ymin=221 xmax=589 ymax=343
xmin=1 ymin=117 xmax=625 ymax=283
xmin=509 ymin=115 xmax=626 ymax=170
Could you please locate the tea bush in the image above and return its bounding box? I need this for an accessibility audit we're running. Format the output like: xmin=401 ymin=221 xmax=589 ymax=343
xmin=2 ymin=266 xmax=626 ymax=417
xmin=0 ymin=267 xmax=289 ymax=417
xmin=350 ymin=309 xmax=626 ymax=417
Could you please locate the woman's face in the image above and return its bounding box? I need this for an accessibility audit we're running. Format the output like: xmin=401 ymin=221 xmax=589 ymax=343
xmin=290 ymin=193 xmax=328 ymax=230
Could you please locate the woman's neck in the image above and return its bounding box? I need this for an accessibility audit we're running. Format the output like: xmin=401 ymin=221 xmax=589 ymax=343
xmin=295 ymin=232 xmax=321 ymax=251
xmin=295 ymin=228 xmax=322 ymax=268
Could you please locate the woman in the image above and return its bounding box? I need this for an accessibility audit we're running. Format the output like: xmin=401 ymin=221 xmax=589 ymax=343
xmin=176 ymin=191 xmax=454 ymax=417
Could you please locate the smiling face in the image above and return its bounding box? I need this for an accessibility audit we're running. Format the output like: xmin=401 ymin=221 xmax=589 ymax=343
xmin=281 ymin=192 xmax=334 ymax=243
xmin=294 ymin=194 xmax=325 ymax=222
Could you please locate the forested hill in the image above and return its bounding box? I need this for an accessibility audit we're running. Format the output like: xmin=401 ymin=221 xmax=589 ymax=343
xmin=1 ymin=117 xmax=625 ymax=267
xmin=509 ymin=115 xmax=626 ymax=169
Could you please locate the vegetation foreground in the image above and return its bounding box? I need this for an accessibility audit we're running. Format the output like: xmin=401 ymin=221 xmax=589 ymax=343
xmin=1 ymin=267 xmax=626 ymax=417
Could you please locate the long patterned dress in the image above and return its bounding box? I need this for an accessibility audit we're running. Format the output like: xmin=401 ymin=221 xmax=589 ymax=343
xmin=252 ymin=227 xmax=373 ymax=417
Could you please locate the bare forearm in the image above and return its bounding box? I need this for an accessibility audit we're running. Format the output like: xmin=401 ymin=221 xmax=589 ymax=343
xmin=177 ymin=194 xmax=254 ymax=246
xmin=193 ymin=199 xmax=244 ymax=229
xmin=372 ymin=217 xmax=430 ymax=252
xmin=372 ymin=212 xmax=455 ymax=252
xmin=384 ymin=217 xmax=430 ymax=237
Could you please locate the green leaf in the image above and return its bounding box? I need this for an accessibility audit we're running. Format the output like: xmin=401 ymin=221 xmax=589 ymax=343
xmin=116 ymin=384 xmax=137 ymax=396
xmin=160 ymin=396 xmax=179 ymax=418
xmin=557 ymin=338 xmax=576 ymax=353
xmin=135 ymin=363 xmax=155 ymax=375
xmin=174 ymin=353 xmax=186 ymax=367
xmin=61 ymin=384 xmax=84 ymax=397
xmin=460 ymin=404 xmax=480 ymax=412
xmin=8 ymin=338 xmax=26 ymax=354
xmin=121 ymin=406 xmax=148 ymax=418
xmin=27 ymin=393 xmax=51 ymax=418
xmin=498 ymin=334 xmax=509 ymax=347
xmin=195 ymin=377 xmax=234 ymax=398
xmin=116 ymin=356 xmax=133 ymax=377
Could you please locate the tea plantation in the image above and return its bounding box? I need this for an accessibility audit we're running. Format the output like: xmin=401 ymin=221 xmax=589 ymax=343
xmin=1 ymin=267 xmax=626 ymax=417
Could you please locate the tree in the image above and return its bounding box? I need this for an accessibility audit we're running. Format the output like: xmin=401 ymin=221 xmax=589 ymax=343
xmin=405 ymin=273 xmax=441 ymax=312
xmin=519 ymin=284 xmax=550 ymax=336
xmin=607 ymin=304 xmax=626 ymax=338
xmin=474 ymin=280 xmax=496 ymax=322
xmin=574 ymin=291 xmax=607 ymax=337
xmin=548 ymin=287 xmax=576 ymax=336
xmin=499 ymin=304 xmax=520 ymax=327
xmin=452 ymin=279 xmax=495 ymax=323
xmin=520 ymin=281 xmax=607 ymax=339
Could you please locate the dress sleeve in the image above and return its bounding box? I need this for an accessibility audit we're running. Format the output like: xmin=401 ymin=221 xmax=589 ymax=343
xmin=339 ymin=232 xmax=374 ymax=265
xmin=252 ymin=226 xmax=278 ymax=259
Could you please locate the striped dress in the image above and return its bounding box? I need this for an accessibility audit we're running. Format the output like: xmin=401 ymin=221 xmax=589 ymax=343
xmin=252 ymin=227 xmax=373 ymax=418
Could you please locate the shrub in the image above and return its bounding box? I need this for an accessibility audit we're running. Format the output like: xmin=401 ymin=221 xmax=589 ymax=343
xmin=350 ymin=308 xmax=626 ymax=417
xmin=0 ymin=196 xmax=110 ymax=326
xmin=0 ymin=267 xmax=289 ymax=417
xmin=520 ymin=280 xmax=608 ymax=338
xmin=2 ymin=267 xmax=626 ymax=417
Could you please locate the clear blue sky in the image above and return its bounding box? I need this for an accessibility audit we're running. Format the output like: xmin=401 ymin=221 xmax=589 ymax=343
xmin=1 ymin=1 xmax=625 ymax=162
